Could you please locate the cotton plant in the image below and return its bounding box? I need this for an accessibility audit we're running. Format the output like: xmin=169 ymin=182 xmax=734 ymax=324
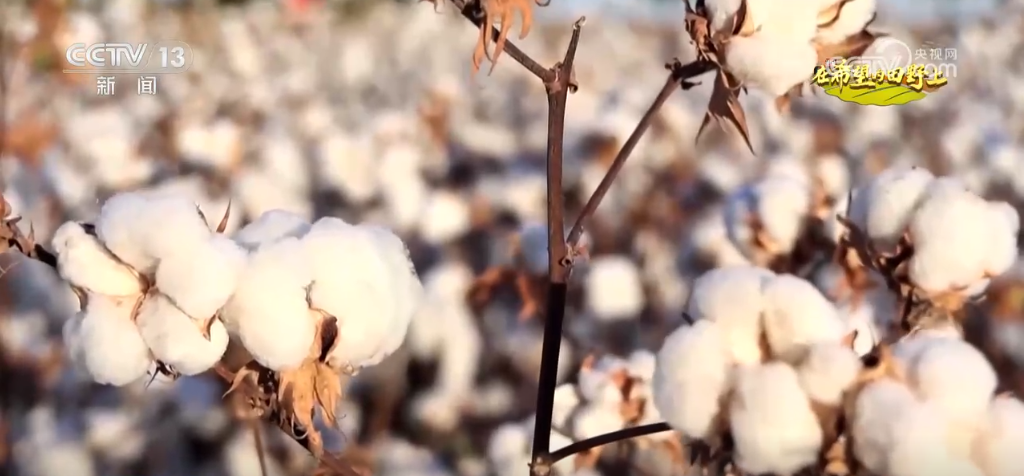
xmin=687 ymin=0 xmax=881 ymax=150
xmin=652 ymin=265 xmax=867 ymax=475
xmin=840 ymin=165 xmax=1021 ymax=333
xmin=52 ymin=190 xmax=423 ymax=457
xmin=847 ymin=332 xmax=1024 ymax=476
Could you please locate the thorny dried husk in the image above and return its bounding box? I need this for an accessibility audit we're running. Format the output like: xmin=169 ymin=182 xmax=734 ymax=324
xmin=696 ymin=70 xmax=754 ymax=154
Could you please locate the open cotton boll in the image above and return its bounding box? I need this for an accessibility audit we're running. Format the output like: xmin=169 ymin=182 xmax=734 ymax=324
xmin=755 ymin=176 xmax=812 ymax=253
xmin=851 ymin=379 xmax=920 ymax=475
xmin=578 ymin=354 xmax=629 ymax=404
xmin=862 ymin=166 xmax=934 ymax=254
xmin=815 ymin=154 xmax=850 ymax=201
xmin=763 ymin=155 xmax=811 ymax=187
xmin=584 ymin=255 xmax=645 ymax=321
xmin=886 ymin=403 xmax=984 ymax=476
xmin=724 ymin=34 xmax=818 ymax=96
xmin=155 ymin=235 xmax=247 ymax=322
xmin=652 ymin=321 xmax=732 ymax=440
xmin=71 ymin=294 xmax=152 ymax=385
xmin=136 ymin=293 xmax=229 ymax=376
xmin=96 ymin=192 xmax=211 ymax=275
xmin=706 ymin=0 xmax=744 ymax=33
xmin=908 ymin=182 xmax=993 ymax=294
xmin=409 ymin=388 xmax=462 ymax=432
xmin=552 ymin=383 xmax=582 ymax=429
xmin=302 ymin=219 xmax=419 ymax=369
xmin=222 ymin=237 xmax=314 ymax=371
xmin=729 ymin=363 xmax=822 ymax=476
xmin=814 ymin=0 xmax=878 ymax=45
xmin=571 ymin=402 xmax=625 ymax=440
xmin=232 ymin=209 xmax=311 ymax=249
xmin=626 ymin=349 xmax=656 ymax=382
xmin=974 ymin=397 xmax=1024 ymax=476
xmin=687 ymin=266 xmax=774 ymax=365
xmin=762 ymin=274 xmax=847 ymax=363
xmin=982 ymin=201 xmax=1020 ymax=277
xmin=418 ymin=190 xmax=471 ymax=245
xmin=51 ymin=221 xmax=144 ymax=298
xmin=749 ymin=0 xmax=822 ymax=42
xmin=905 ymin=338 xmax=996 ymax=424
xmin=796 ymin=343 xmax=862 ymax=405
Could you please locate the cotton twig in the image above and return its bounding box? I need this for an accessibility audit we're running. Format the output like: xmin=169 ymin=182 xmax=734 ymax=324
xmin=547 ymin=422 xmax=673 ymax=464
xmin=566 ymin=58 xmax=713 ymax=247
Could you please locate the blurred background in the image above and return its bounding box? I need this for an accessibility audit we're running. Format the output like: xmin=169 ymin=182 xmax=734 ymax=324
xmin=2 ymin=0 xmax=1024 ymax=475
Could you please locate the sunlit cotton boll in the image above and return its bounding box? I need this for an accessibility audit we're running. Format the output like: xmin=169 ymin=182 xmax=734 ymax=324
xmin=724 ymin=34 xmax=818 ymax=96
xmin=577 ymin=355 xmax=629 ymax=404
xmin=95 ymin=192 xmax=212 ymax=275
xmin=686 ymin=265 xmax=775 ymax=365
xmin=154 ymin=235 xmax=247 ymax=322
xmin=418 ymin=190 xmax=471 ymax=246
xmin=851 ymin=379 xmax=919 ymax=475
xmin=136 ymin=293 xmax=229 ymax=376
xmin=232 ymin=209 xmax=311 ymax=249
xmin=730 ymin=362 xmax=823 ymax=476
xmin=885 ymin=402 xmax=985 ymax=476
xmin=725 ymin=176 xmax=811 ymax=262
xmin=221 ymin=236 xmax=315 ymax=371
xmin=796 ymin=342 xmax=862 ymax=405
xmin=907 ymin=179 xmax=1000 ymax=294
xmin=51 ymin=221 xmax=144 ymax=298
xmin=652 ymin=320 xmax=732 ymax=441
xmin=761 ymin=274 xmax=847 ymax=364
xmin=584 ymin=255 xmax=644 ymax=321
xmin=854 ymin=166 xmax=934 ymax=254
xmin=903 ymin=337 xmax=996 ymax=426
xmin=64 ymin=294 xmax=152 ymax=385
xmin=302 ymin=218 xmax=421 ymax=370
xmin=973 ymin=397 xmax=1024 ymax=476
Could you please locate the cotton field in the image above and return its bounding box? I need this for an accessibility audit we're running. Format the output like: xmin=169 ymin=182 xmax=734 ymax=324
xmin=3 ymin=0 xmax=1024 ymax=475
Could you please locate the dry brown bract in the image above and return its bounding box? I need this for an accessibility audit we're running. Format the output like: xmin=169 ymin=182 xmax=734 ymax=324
xmin=470 ymin=0 xmax=548 ymax=74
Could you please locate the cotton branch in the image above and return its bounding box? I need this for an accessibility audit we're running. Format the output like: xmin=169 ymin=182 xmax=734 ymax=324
xmin=566 ymin=58 xmax=714 ymax=247
xmin=527 ymin=17 xmax=583 ymax=476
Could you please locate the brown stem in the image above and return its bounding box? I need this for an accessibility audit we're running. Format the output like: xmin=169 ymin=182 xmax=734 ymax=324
xmin=548 ymin=423 xmax=673 ymax=463
xmin=566 ymin=59 xmax=714 ymax=247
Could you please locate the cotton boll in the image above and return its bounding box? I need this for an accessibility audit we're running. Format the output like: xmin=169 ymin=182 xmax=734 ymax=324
xmin=552 ymin=384 xmax=581 ymax=430
xmin=96 ymin=192 xmax=211 ymax=274
xmin=706 ymin=0 xmax=744 ymax=33
xmin=687 ymin=266 xmax=774 ymax=364
xmin=815 ymin=154 xmax=850 ymax=201
xmin=863 ymin=166 xmax=934 ymax=254
xmin=232 ymin=209 xmax=311 ymax=249
xmin=982 ymin=201 xmax=1020 ymax=277
xmin=51 ymin=221 xmax=143 ymax=298
xmin=905 ymin=338 xmax=996 ymax=424
xmin=302 ymin=219 xmax=416 ymax=369
xmin=418 ymin=190 xmax=471 ymax=245
xmin=155 ymin=235 xmax=247 ymax=321
xmin=974 ymin=397 xmax=1024 ymax=476
xmin=409 ymin=389 xmax=461 ymax=433
xmin=72 ymin=294 xmax=152 ymax=385
xmin=886 ymin=403 xmax=984 ymax=476
xmin=652 ymin=321 xmax=732 ymax=440
xmin=814 ymin=0 xmax=878 ymax=45
xmin=488 ymin=423 xmax=529 ymax=464
xmin=724 ymin=34 xmax=818 ymax=96
xmin=850 ymin=379 xmax=919 ymax=475
xmin=908 ymin=183 xmax=992 ymax=294
xmin=762 ymin=274 xmax=847 ymax=363
xmin=626 ymin=349 xmax=656 ymax=382
xmin=729 ymin=363 xmax=822 ymax=476
xmin=756 ymin=177 xmax=812 ymax=253
xmin=577 ymin=354 xmax=629 ymax=404
xmin=584 ymin=255 xmax=645 ymax=321
xmin=571 ymin=403 xmax=624 ymax=440
xmin=222 ymin=237 xmax=315 ymax=370
xmin=796 ymin=343 xmax=862 ymax=405
xmin=136 ymin=293 xmax=229 ymax=376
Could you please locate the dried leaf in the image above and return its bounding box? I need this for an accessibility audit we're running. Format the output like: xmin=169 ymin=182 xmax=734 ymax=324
xmin=814 ymin=28 xmax=881 ymax=65
xmin=731 ymin=0 xmax=758 ymax=37
xmin=817 ymin=0 xmax=854 ymax=28
xmin=216 ymin=201 xmax=232 ymax=233
xmin=314 ymin=364 xmax=346 ymax=427
xmin=471 ymin=0 xmax=541 ymax=74
xmin=277 ymin=364 xmax=321 ymax=455
xmin=774 ymin=83 xmax=804 ymax=114
xmin=696 ymin=70 xmax=755 ymax=155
